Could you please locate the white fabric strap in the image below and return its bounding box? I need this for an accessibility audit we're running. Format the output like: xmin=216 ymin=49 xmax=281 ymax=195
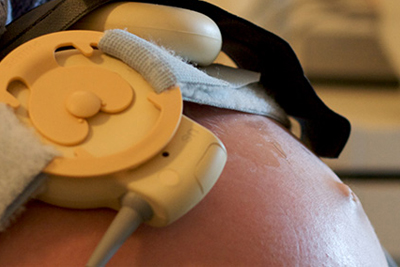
xmin=0 ymin=103 xmax=57 ymax=230
xmin=98 ymin=29 xmax=288 ymax=125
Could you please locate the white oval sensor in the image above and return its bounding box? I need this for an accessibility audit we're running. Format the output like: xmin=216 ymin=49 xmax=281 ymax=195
xmin=71 ymin=2 xmax=223 ymax=66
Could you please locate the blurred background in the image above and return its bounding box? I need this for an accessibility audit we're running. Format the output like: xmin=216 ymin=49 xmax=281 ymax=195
xmin=209 ymin=0 xmax=400 ymax=264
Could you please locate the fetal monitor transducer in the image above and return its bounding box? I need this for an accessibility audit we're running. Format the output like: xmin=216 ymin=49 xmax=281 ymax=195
xmin=0 ymin=30 xmax=227 ymax=266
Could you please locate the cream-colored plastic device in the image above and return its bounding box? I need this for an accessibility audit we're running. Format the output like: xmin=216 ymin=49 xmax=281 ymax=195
xmin=0 ymin=30 xmax=227 ymax=266
xmin=71 ymin=2 xmax=223 ymax=66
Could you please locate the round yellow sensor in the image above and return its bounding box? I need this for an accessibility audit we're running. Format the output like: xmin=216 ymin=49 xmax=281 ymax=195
xmin=0 ymin=30 xmax=182 ymax=177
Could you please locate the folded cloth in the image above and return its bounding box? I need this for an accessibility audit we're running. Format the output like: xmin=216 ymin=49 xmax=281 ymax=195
xmin=0 ymin=103 xmax=57 ymax=230
xmin=98 ymin=29 xmax=289 ymax=126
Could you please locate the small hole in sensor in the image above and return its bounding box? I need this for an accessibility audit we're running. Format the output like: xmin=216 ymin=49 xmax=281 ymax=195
xmin=162 ymin=152 xmax=170 ymax=157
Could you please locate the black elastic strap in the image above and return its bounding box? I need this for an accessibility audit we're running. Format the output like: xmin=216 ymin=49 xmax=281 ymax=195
xmin=0 ymin=0 xmax=351 ymax=158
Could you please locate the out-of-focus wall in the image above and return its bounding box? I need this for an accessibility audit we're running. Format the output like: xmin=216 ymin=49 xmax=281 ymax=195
xmin=209 ymin=0 xmax=398 ymax=84
xmin=207 ymin=0 xmax=291 ymax=36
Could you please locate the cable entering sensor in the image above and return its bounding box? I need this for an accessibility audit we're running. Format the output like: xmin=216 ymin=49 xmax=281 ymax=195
xmin=86 ymin=192 xmax=153 ymax=267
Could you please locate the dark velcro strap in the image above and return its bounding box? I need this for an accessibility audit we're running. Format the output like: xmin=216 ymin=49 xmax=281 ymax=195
xmin=0 ymin=0 xmax=351 ymax=158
